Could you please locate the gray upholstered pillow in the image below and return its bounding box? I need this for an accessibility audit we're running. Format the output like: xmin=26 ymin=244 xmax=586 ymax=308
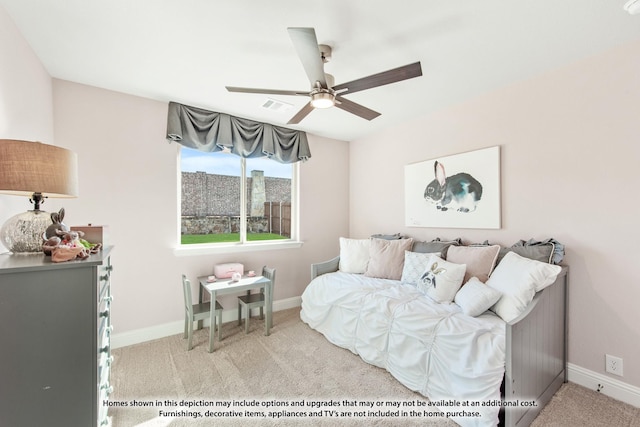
xmin=446 ymin=245 xmax=501 ymax=283
xmin=370 ymin=233 xmax=404 ymax=240
xmin=497 ymin=243 xmax=555 ymax=265
xmin=364 ymin=238 xmax=414 ymax=280
xmin=411 ymin=238 xmax=461 ymax=256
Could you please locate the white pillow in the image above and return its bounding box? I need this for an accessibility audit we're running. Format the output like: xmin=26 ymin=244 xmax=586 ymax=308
xmin=417 ymin=255 xmax=466 ymax=303
xmin=455 ymin=277 xmax=502 ymax=317
xmin=400 ymin=251 xmax=438 ymax=285
xmin=487 ymin=251 xmax=562 ymax=322
xmin=338 ymin=237 xmax=370 ymax=274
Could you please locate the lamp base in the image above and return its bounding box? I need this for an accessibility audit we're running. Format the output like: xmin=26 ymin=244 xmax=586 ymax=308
xmin=0 ymin=210 xmax=50 ymax=253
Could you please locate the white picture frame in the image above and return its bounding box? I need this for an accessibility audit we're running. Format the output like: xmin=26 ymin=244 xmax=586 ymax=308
xmin=404 ymin=146 xmax=501 ymax=229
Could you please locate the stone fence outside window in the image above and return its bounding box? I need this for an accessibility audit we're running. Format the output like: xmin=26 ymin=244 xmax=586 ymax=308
xmin=181 ymin=170 xmax=291 ymax=236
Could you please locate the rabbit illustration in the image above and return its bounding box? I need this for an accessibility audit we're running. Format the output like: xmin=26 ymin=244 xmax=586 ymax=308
xmin=424 ymin=161 xmax=483 ymax=213
xmin=420 ymin=262 xmax=446 ymax=289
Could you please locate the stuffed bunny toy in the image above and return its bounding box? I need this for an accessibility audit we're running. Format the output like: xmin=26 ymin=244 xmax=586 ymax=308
xmin=44 ymin=208 xmax=70 ymax=239
xmin=424 ymin=161 xmax=483 ymax=213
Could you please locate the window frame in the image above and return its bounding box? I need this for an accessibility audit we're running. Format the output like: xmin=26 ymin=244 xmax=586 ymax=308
xmin=174 ymin=145 xmax=303 ymax=256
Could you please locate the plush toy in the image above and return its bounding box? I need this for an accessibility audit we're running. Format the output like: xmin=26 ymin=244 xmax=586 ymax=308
xmin=44 ymin=208 xmax=70 ymax=239
xmin=42 ymin=230 xmax=102 ymax=262
xmin=42 ymin=236 xmax=62 ymax=256
xmin=60 ymin=230 xmax=84 ymax=248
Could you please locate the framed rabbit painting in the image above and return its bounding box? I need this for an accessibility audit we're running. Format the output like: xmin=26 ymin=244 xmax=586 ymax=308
xmin=404 ymin=146 xmax=501 ymax=229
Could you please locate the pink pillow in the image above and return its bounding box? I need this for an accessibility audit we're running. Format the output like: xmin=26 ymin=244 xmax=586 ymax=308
xmin=364 ymin=238 xmax=414 ymax=280
xmin=446 ymin=245 xmax=500 ymax=283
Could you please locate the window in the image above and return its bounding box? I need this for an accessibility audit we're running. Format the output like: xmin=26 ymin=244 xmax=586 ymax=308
xmin=179 ymin=146 xmax=298 ymax=249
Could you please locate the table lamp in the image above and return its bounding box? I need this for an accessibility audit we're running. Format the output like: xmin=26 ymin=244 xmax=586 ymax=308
xmin=0 ymin=139 xmax=78 ymax=253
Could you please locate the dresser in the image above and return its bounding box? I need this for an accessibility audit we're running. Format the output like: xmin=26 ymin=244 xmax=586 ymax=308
xmin=0 ymin=246 xmax=114 ymax=427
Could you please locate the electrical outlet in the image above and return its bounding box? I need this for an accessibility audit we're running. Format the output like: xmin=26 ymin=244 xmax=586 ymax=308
xmin=605 ymin=354 xmax=623 ymax=376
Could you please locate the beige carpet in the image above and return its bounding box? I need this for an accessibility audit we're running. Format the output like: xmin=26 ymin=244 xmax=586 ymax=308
xmin=109 ymin=308 xmax=639 ymax=427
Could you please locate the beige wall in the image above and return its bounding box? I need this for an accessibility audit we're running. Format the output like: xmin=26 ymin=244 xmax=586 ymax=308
xmin=0 ymin=6 xmax=58 ymax=248
xmin=349 ymin=41 xmax=640 ymax=388
xmin=0 ymin=7 xmax=53 ymax=142
xmin=51 ymin=79 xmax=350 ymax=333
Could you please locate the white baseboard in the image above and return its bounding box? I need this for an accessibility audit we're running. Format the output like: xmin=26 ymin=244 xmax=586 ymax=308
xmin=111 ymin=296 xmax=301 ymax=349
xmin=568 ymin=363 xmax=640 ymax=408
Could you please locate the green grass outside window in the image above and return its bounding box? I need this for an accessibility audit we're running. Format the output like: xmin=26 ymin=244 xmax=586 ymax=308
xmin=181 ymin=233 xmax=288 ymax=245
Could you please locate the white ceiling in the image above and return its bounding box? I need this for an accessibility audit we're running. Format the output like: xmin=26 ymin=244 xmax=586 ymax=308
xmin=2 ymin=0 xmax=640 ymax=142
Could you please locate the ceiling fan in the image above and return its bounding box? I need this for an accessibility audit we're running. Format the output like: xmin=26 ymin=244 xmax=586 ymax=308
xmin=226 ymin=27 xmax=423 ymax=125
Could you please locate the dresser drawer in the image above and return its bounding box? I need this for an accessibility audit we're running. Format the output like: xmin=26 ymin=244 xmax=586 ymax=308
xmin=98 ymin=373 xmax=113 ymax=426
xmin=98 ymin=262 xmax=112 ymax=299
xmin=98 ymin=350 xmax=112 ymax=387
xmin=98 ymin=318 xmax=111 ymax=347
xmin=97 ymin=254 xmax=113 ymax=427
xmin=97 ymin=310 xmax=112 ymax=426
xmin=98 ymin=355 xmax=112 ymax=392
xmin=99 ymin=279 xmax=110 ymax=304
xmin=99 ymin=295 xmax=111 ymax=319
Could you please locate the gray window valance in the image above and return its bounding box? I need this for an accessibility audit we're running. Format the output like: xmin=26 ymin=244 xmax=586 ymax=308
xmin=166 ymin=101 xmax=311 ymax=163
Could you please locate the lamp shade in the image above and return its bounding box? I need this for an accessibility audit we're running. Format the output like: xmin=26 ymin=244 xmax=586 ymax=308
xmin=0 ymin=139 xmax=78 ymax=198
xmin=0 ymin=139 xmax=78 ymax=253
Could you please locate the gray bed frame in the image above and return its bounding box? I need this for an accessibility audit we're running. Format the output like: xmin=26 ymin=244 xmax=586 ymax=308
xmin=310 ymin=257 xmax=569 ymax=427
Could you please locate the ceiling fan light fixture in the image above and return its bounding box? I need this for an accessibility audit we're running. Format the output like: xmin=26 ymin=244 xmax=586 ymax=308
xmin=310 ymin=91 xmax=335 ymax=109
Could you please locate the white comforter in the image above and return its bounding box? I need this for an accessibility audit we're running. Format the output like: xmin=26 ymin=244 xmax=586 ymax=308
xmin=300 ymin=271 xmax=506 ymax=427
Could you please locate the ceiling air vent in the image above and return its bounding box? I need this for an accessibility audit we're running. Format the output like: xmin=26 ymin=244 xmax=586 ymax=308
xmin=261 ymin=98 xmax=293 ymax=112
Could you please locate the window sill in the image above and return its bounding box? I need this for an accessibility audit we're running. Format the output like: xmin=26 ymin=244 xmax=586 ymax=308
xmin=173 ymin=240 xmax=304 ymax=257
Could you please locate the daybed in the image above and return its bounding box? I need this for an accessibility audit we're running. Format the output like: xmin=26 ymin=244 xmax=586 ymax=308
xmin=300 ymin=237 xmax=568 ymax=427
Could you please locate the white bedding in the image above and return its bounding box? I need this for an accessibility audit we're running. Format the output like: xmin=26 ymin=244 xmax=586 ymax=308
xmin=300 ymin=271 xmax=506 ymax=427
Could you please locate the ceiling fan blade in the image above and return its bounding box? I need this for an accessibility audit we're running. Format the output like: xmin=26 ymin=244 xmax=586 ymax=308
xmin=287 ymin=102 xmax=315 ymax=125
xmin=287 ymin=27 xmax=327 ymax=88
xmin=334 ymin=96 xmax=381 ymax=121
xmin=226 ymin=86 xmax=309 ymax=96
xmin=333 ymin=62 xmax=422 ymax=95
